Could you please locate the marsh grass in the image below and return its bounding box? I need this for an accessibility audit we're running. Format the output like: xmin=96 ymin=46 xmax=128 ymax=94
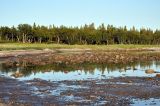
xmin=0 ymin=43 xmax=160 ymax=51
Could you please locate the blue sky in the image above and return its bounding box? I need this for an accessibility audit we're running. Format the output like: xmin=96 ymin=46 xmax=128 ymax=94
xmin=0 ymin=0 xmax=160 ymax=29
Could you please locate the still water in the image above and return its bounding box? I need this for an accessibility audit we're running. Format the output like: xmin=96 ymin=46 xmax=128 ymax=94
xmin=0 ymin=61 xmax=160 ymax=81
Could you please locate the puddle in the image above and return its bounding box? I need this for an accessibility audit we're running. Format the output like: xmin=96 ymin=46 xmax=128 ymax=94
xmin=96 ymin=81 xmax=145 ymax=86
xmin=0 ymin=61 xmax=160 ymax=81
xmin=29 ymin=82 xmax=88 ymax=97
xmin=59 ymin=95 xmax=83 ymax=102
xmin=131 ymin=98 xmax=160 ymax=106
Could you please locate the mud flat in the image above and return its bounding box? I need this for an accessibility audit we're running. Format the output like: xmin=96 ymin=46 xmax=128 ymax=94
xmin=1 ymin=48 xmax=160 ymax=67
xmin=0 ymin=76 xmax=160 ymax=106
xmin=0 ymin=48 xmax=160 ymax=105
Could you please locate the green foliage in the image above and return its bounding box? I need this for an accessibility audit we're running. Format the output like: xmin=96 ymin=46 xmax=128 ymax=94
xmin=0 ymin=23 xmax=160 ymax=44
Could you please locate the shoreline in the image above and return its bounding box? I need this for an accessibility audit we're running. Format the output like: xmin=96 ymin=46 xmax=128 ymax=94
xmin=1 ymin=48 xmax=160 ymax=67
xmin=0 ymin=48 xmax=160 ymax=105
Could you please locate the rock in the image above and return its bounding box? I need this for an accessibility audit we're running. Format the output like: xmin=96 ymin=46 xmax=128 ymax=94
xmin=14 ymin=55 xmax=18 ymax=57
xmin=133 ymin=67 xmax=137 ymax=70
xmin=64 ymin=71 xmax=68 ymax=74
xmin=156 ymin=74 xmax=160 ymax=78
xmin=115 ymin=55 xmax=119 ymax=59
xmin=43 ymin=48 xmax=51 ymax=51
xmin=147 ymin=78 xmax=154 ymax=80
xmin=90 ymin=95 xmax=97 ymax=99
xmin=145 ymin=69 xmax=156 ymax=74
xmin=16 ymin=63 xmax=20 ymax=67
xmin=128 ymin=81 xmax=132 ymax=83
xmin=11 ymin=71 xmax=23 ymax=78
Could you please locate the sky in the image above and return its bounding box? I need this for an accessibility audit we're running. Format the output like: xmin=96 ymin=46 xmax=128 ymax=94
xmin=0 ymin=0 xmax=160 ymax=30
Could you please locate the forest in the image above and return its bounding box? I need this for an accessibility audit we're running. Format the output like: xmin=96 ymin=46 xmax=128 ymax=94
xmin=0 ymin=23 xmax=160 ymax=45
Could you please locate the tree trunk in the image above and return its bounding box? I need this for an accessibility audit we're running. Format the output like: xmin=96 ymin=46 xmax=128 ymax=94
xmin=16 ymin=36 xmax=20 ymax=42
xmin=57 ymin=36 xmax=60 ymax=44
xmin=22 ymin=33 xmax=25 ymax=43
xmin=79 ymin=36 xmax=82 ymax=44
xmin=12 ymin=34 xmax=14 ymax=42
xmin=39 ymin=37 xmax=42 ymax=43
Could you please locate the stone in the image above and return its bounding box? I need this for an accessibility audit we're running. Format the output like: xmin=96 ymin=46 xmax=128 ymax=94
xmin=16 ymin=63 xmax=20 ymax=67
xmin=11 ymin=72 xmax=23 ymax=78
xmin=156 ymin=74 xmax=160 ymax=78
xmin=145 ymin=69 xmax=156 ymax=74
xmin=133 ymin=67 xmax=137 ymax=70
xmin=43 ymin=48 xmax=50 ymax=51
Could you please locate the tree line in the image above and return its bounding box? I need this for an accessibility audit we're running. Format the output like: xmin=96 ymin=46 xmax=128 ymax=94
xmin=0 ymin=23 xmax=160 ymax=44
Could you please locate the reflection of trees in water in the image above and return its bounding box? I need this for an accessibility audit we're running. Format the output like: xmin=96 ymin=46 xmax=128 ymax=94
xmin=138 ymin=61 xmax=160 ymax=69
xmin=154 ymin=61 xmax=160 ymax=69
xmin=0 ymin=61 xmax=159 ymax=78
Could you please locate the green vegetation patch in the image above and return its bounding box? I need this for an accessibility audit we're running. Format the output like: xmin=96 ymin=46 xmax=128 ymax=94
xmin=0 ymin=43 xmax=160 ymax=51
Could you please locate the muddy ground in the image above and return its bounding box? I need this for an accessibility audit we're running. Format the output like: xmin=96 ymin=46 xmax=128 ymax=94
xmin=0 ymin=48 xmax=160 ymax=106
xmin=0 ymin=76 xmax=160 ymax=106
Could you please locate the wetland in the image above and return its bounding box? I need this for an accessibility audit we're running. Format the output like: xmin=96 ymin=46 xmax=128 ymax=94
xmin=0 ymin=48 xmax=160 ymax=106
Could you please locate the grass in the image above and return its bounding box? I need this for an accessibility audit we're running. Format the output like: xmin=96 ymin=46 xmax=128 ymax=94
xmin=0 ymin=43 xmax=160 ymax=51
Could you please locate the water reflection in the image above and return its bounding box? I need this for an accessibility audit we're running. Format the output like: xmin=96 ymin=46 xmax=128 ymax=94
xmin=131 ymin=98 xmax=160 ymax=106
xmin=0 ymin=61 xmax=160 ymax=81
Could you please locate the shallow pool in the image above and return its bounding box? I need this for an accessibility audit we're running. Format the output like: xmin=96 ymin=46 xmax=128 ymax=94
xmin=0 ymin=61 xmax=160 ymax=81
